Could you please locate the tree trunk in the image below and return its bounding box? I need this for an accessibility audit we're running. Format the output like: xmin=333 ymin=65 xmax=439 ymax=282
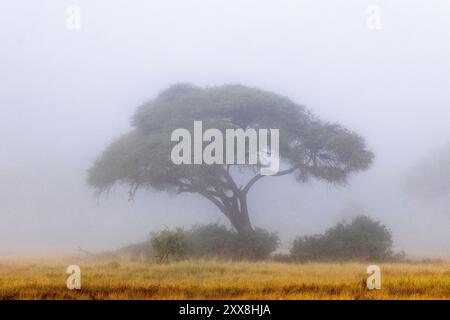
xmin=227 ymin=193 xmax=254 ymax=234
xmin=182 ymin=171 xmax=259 ymax=235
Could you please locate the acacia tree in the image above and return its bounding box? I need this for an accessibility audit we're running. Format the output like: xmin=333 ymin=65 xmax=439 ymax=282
xmin=88 ymin=84 xmax=374 ymax=234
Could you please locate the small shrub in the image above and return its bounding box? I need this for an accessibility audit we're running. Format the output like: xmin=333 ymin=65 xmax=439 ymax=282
xmin=186 ymin=224 xmax=278 ymax=260
xmin=149 ymin=228 xmax=187 ymax=262
xmin=290 ymin=235 xmax=326 ymax=261
xmin=186 ymin=224 xmax=236 ymax=257
xmin=291 ymin=215 xmax=396 ymax=261
xmin=235 ymin=228 xmax=279 ymax=260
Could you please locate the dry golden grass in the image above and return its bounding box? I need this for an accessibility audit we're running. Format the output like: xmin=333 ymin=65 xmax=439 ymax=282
xmin=0 ymin=258 xmax=449 ymax=300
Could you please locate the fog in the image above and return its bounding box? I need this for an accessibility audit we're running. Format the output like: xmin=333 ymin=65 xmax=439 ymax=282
xmin=0 ymin=0 xmax=449 ymax=257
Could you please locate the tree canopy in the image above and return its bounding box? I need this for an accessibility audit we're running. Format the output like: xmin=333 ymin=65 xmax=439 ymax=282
xmin=88 ymin=84 xmax=374 ymax=233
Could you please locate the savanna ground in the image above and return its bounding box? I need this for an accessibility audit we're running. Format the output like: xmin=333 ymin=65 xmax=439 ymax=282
xmin=0 ymin=258 xmax=449 ymax=300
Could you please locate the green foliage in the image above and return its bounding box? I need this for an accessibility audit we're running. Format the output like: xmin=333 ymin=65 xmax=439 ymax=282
xmin=291 ymin=216 xmax=395 ymax=261
xmin=149 ymin=228 xmax=187 ymax=262
xmin=186 ymin=224 xmax=279 ymax=260
xmin=290 ymin=235 xmax=326 ymax=261
xmin=235 ymin=228 xmax=279 ymax=260
xmin=186 ymin=224 xmax=236 ymax=257
xmin=88 ymin=84 xmax=373 ymax=192
xmin=119 ymin=224 xmax=278 ymax=262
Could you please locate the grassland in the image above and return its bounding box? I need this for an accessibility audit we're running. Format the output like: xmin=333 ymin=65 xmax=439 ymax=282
xmin=0 ymin=258 xmax=449 ymax=299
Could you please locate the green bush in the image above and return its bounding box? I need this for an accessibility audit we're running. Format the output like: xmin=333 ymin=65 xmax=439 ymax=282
xmin=291 ymin=216 xmax=395 ymax=261
xmin=145 ymin=224 xmax=279 ymax=261
xmin=235 ymin=228 xmax=279 ymax=260
xmin=149 ymin=228 xmax=187 ymax=262
xmin=186 ymin=224 xmax=236 ymax=257
xmin=290 ymin=235 xmax=326 ymax=261
xmin=186 ymin=224 xmax=279 ymax=260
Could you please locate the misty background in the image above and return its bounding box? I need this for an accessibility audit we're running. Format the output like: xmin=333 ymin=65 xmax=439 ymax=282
xmin=0 ymin=0 xmax=449 ymax=257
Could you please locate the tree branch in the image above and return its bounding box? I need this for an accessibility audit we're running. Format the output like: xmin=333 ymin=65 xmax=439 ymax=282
xmin=242 ymin=165 xmax=300 ymax=195
xmin=222 ymin=165 xmax=240 ymax=193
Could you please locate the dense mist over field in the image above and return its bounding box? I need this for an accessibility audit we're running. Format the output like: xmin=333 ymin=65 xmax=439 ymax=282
xmin=0 ymin=0 xmax=449 ymax=257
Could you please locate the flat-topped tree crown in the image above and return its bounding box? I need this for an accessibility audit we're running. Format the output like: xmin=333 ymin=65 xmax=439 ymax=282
xmin=88 ymin=83 xmax=374 ymax=234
